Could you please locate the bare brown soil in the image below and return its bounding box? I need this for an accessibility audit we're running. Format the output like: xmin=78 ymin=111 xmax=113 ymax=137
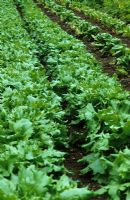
xmin=64 ymin=147 xmax=107 ymax=200
xmin=64 ymin=147 xmax=98 ymax=189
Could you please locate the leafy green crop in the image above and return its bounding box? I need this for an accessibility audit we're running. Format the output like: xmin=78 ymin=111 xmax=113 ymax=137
xmin=62 ymin=0 xmax=130 ymax=36
xmin=41 ymin=0 xmax=130 ymax=71
xmin=0 ymin=0 xmax=94 ymax=199
xmin=1 ymin=0 xmax=130 ymax=199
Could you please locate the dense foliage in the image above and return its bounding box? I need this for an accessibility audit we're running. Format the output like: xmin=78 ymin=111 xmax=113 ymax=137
xmin=42 ymin=0 xmax=130 ymax=72
xmin=0 ymin=1 xmax=93 ymax=199
xmin=75 ymin=0 xmax=130 ymax=23
xmin=1 ymin=0 xmax=130 ymax=199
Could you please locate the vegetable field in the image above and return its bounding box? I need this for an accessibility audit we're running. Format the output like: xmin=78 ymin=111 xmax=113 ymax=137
xmin=0 ymin=0 xmax=130 ymax=199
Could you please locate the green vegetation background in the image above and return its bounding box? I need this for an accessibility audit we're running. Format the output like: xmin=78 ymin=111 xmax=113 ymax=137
xmin=78 ymin=0 xmax=130 ymax=23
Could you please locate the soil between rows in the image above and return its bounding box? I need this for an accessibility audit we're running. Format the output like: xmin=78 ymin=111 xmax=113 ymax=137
xmin=64 ymin=147 xmax=106 ymax=200
xmin=34 ymin=0 xmax=130 ymax=91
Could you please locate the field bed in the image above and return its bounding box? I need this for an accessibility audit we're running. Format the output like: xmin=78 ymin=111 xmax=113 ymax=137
xmin=70 ymin=8 xmax=130 ymax=48
xmin=36 ymin=0 xmax=130 ymax=90
xmin=57 ymin=0 xmax=130 ymax=38
xmin=1 ymin=0 xmax=130 ymax=199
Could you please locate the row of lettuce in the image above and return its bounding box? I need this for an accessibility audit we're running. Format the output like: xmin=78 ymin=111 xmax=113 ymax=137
xmin=57 ymin=0 xmax=130 ymax=37
xmin=15 ymin=0 xmax=130 ymax=199
xmin=39 ymin=0 xmax=130 ymax=73
xmin=0 ymin=0 xmax=94 ymax=199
